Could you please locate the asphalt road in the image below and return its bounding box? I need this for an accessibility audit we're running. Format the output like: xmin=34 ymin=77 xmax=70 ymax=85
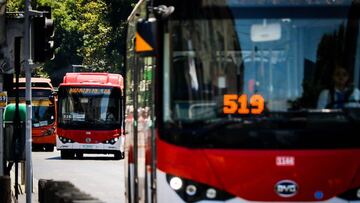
xmin=32 ymin=149 xmax=125 ymax=203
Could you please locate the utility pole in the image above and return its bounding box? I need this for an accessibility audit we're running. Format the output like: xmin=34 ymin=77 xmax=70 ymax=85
xmin=24 ymin=0 xmax=33 ymax=202
xmin=1 ymin=1 xmax=54 ymax=200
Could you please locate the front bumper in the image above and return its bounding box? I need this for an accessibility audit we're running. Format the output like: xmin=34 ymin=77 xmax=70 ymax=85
xmin=56 ymin=135 xmax=125 ymax=153
xmin=32 ymin=134 xmax=56 ymax=145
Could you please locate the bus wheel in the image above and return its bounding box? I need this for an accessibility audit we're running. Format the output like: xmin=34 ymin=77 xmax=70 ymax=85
xmin=114 ymin=151 xmax=124 ymax=160
xmin=61 ymin=150 xmax=74 ymax=159
xmin=45 ymin=145 xmax=54 ymax=152
xmin=32 ymin=145 xmax=41 ymax=152
xmin=76 ymin=152 xmax=84 ymax=159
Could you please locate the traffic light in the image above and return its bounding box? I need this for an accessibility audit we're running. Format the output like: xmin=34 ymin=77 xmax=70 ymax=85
xmin=33 ymin=6 xmax=55 ymax=63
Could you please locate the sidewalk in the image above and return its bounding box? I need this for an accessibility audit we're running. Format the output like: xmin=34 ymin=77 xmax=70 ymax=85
xmin=9 ymin=164 xmax=38 ymax=203
xmin=10 ymin=180 xmax=39 ymax=203
xmin=15 ymin=183 xmax=38 ymax=203
xmin=16 ymin=192 xmax=38 ymax=203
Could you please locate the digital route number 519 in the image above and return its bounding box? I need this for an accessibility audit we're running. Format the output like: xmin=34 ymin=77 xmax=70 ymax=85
xmin=223 ymin=94 xmax=265 ymax=115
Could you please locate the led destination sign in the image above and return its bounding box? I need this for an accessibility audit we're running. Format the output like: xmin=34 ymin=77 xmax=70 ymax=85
xmin=68 ymin=88 xmax=111 ymax=95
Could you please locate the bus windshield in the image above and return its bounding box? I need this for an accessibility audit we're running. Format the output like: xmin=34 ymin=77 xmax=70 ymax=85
xmin=164 ymin=0 xmax=360 ymax=122
xmin=58 ymin=86 xmax=121 ymax=129
xmin=32 ymin=100 xmax=55 ymax=127
xmin=8 ymin=89 xmax=55 ymax=127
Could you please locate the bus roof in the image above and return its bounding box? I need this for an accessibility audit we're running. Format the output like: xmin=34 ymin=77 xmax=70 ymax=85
xmin=16 ymin=77 xmax=54 ymax=89
xmin=60 ymin=72 xmax=124 ymax=89
xmin=18 ymin=77 xmax=51 ymax=83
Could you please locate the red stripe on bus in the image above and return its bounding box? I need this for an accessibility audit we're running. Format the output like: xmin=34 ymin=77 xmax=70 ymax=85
xmin=157 ymin=137 xmax=360 ymax=201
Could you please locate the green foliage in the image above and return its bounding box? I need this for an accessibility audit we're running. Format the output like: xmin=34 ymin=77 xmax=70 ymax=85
xmin=7 ymin=0 xmax=137 ymax=86
xmin=6 ymin=0 xmax=24 ymax=11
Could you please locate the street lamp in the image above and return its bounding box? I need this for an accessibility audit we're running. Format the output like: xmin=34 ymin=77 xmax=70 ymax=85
xmin=71 ymin=64 xmax=88 ymax=72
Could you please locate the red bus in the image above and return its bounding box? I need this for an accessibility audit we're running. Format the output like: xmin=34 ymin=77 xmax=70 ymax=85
xmin=56 ymin=72 xmax=124 ymax=159
xmin=9 ymin=77 xmax=57 ymax=151
xmin=125 ymin=0 xmax=360 ymax=202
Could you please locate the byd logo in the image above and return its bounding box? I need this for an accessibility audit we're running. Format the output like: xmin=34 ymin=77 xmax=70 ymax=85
xmin=275 ymin=180 xmax=298 ymax=197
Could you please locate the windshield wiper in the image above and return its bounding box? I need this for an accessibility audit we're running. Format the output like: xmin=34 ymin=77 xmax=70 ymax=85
xmin=192 ymin=118 xmax=246 ymax=136
xmin=269 ymin=109 xmax=360 ymax=124
xmin=339 ymin=108 xmax=360 ymax=123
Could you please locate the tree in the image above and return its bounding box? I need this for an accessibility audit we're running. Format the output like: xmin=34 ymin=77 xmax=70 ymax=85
xmin=7 ymin=0 xmax=137 ymax=86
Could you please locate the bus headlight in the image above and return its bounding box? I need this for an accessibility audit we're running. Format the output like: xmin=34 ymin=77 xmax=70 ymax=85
xmin=166 ymin=174 xmax=233 ymax=202
xmin=102 ymin=137 xmax=119 ymax=145
xmin=43 ymin=127 xmax=55 ymax=136
xmin=206 ymin=188 xmax=217 ymax=199
xmin=58 ymin=136 xmax=75 ymax=144
xmin=169 ymin=177 xmax=183 ymax=190
xmin=186 ymin=185 xmax=197 ymax=196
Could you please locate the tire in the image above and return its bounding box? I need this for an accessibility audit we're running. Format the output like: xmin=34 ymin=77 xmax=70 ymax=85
xmin=32 ymin=145 xmax=41 ymax=152
xmin=76 ymin=152 xmax=83 ymax=159
xmin=60 ymin=150 xmax=74 ymax=159
xmin=114 ymin=151 xmax=124 ymax=160
xmin=45 ymin=145 xmax=54 ymax=152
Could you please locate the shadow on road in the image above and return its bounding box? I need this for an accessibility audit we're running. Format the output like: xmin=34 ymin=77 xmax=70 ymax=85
xmin=46 ymin=156 xmax=120 ymax=161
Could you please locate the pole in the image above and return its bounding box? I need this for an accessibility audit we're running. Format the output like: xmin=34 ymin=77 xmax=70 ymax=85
xmin=14 ymin=36 xmax=21 ymax=200
xmin=24 ymin=0 xmax=32 ymax=202
xmin=0 ymin=0 xmax=6 ymax=177
xmin=0 ymin=75 xmax=3 ymax=176
xmin=133 ymin=55 xmax=139 ymax=202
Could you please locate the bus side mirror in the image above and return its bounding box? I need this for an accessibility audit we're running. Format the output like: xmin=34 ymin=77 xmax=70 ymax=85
xmin=135 ymin=18 xmax=157 ymax=57
xmin=135 ymin=5 xmax=174 ymax=57
xmin=49 ymin=95 xmax=55 ymax=103
xmin=49 ymin=91 xmax=57 ymax=103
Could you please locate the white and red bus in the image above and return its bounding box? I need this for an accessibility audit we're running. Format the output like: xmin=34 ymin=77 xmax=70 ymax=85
xmin=57 ymin=72 xmax=124 ymax=159
xmin=125 ymin=0 xmax=360 ymax=202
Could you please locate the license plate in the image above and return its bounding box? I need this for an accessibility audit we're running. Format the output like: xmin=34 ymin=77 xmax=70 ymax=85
xmin=82 ymin=145 xmax=93 ymax=149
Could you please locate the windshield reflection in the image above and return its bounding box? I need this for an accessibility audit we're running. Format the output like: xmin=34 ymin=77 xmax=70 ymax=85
xmin=165 ymin=2 xmax=360 ymax=122
xmin=32 ymin=105 xmax=55 ymax=127
xmin=58 ymin=87 xmax=121 ymax=129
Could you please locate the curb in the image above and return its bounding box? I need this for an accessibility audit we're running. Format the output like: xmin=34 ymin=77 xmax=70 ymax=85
xmin=38 ymin=179 xmax=104 ymax=203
